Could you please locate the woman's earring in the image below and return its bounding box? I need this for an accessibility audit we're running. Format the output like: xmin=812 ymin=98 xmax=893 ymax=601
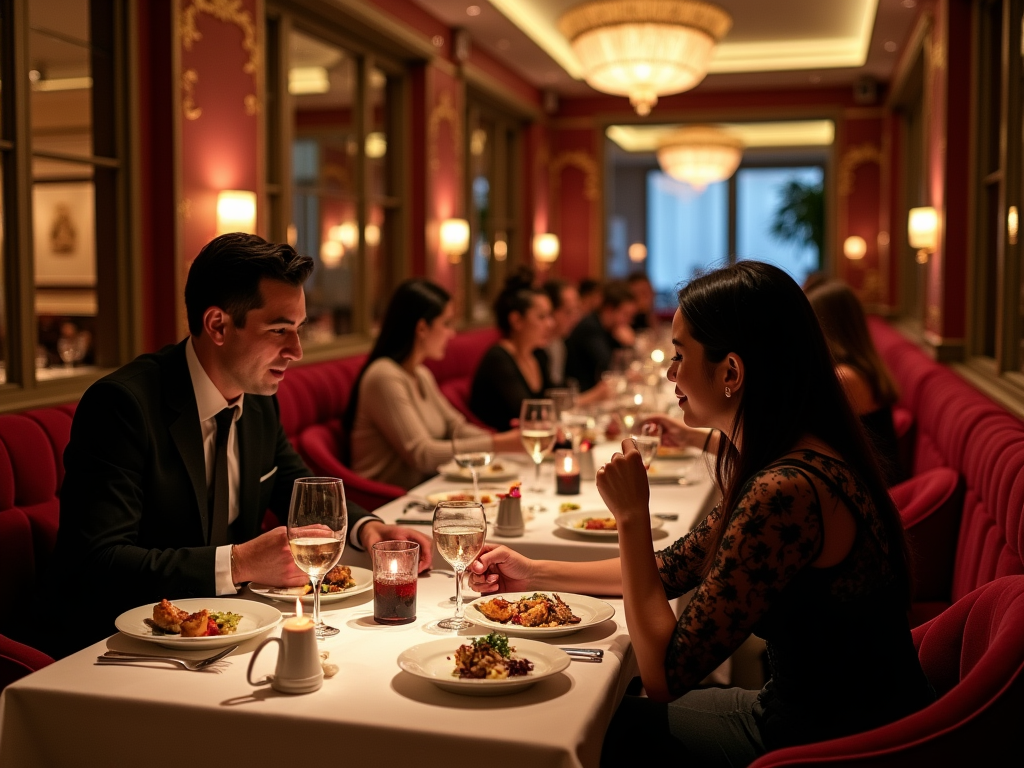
xmin=724 ymin=386 xmax=732 ymax=398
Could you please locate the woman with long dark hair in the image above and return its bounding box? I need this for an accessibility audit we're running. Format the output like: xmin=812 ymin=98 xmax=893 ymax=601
xmin=346 ymin=278 xmax=521 ymax=489
xmin=806 ymin=279 xmax=902 ymax=484
xmin=469 ymin=262 xmax=933 ymax=766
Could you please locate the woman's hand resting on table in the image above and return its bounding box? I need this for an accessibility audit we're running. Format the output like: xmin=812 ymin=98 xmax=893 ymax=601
xmin=468 ymin=544 xmax=535 ymax=593
xmin=596 ymin=438 xmax=651 ymax=529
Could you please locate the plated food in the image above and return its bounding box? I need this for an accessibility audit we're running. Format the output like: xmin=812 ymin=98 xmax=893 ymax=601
xmin=654 ymin=444 xmax=702 ymax=459
xmin=149 ymin=599 xmax=240 ymax=637
xmin=437 ymin=461 xmax=519 ymax=483
xmin=426 ymin=488 xmax=503 ymax=508
xmin=646 ymin=460 xmax=699 ymax=484
xmin=476 ymin=593 xmax=581 ymax=628
xmin=249 ymin=566 xmax=373 ymax=604
xmin=558 ymin=502 xmax=581 ymax=513
xmin=555 ymin=510 xmax=663 ymax=538
xmin=451 ymin=633 xmax=533 ymax=679
xmin=115 ymin=598 xmax=281 ymax=649
xmin=397 ymin=636 xmax=570 ymax=696
xmin=466 ymin=592 xmax=615 ymax=637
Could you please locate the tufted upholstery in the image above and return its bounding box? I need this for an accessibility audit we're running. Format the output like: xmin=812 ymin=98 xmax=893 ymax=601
xmin=869 ymin=318 xmax=1024 ymax=612
xmin=749 ymin=575 xmax=1024 ymax=767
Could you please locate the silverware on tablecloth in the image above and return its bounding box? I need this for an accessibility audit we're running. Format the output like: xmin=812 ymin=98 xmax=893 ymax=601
xmin=403 ymin=499 xmax=433 ymax=513
xmin=395 ymin=518 xmax=434 ymax=525
xmin=96 ymin=644 xmax=239 ymax=671
xmin=560 ymin=648 xmax=604 ymax=662
xmin=654 ymin=514 xmax=679 ymax=521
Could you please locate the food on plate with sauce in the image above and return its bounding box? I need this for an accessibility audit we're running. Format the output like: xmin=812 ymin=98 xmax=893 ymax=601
xmin=477 ymin=593 xmax=581 ymax=628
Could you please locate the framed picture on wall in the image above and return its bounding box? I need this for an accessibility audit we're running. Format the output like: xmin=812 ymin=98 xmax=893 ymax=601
xmin=32 ymin=180 xmax=96 ymax=287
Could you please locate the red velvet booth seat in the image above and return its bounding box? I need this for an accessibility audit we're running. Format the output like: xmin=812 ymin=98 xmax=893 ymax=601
xmin=749 ymin=575 xmax=1024 ymax=766
xmin=0 ymin=634 xmax=53 ymax=693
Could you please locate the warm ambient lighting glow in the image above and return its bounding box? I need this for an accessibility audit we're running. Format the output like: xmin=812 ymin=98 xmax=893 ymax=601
xmin=628 ymin=243 xmax=647 ymax=262
xmin=558 ymin=0 xmax=732 ymax=116
xmin=216 ymin=191 xmax=257 ymax=235
xmin=288 ymin=66 xmax=330 ymax=95
xmin=493 ymin=236 xmax=508 ymax=261
xmin=908 ymin=207 xmax=938 ymax=264
xmin=656 ymin=126 xmax=743 ymax=191
xmin=320 ymin=240 xmax=343 ymax=268
xmin=365 ymin=223 xmax=381 ymax=247
xmin=1009 ymin=206 xmax=1019 ymax=246
xmin=844 ymin=236 xmax=867 ymax=261
xmin=440 ymin=218 xmax=470 ymax=263
xmin=533 ymin=233 xmax=560 ymax=264
xmin=329 ymin=222 xmax=359 ymax=250
xmin=365 ymin=132 xmax=387 ymax=159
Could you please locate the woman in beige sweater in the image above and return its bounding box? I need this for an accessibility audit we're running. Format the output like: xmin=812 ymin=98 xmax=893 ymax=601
xmin=345 ymin=279 xmax=521 ymax=489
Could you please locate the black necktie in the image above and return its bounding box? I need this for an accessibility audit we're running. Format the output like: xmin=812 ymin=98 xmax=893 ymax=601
xmin=209 ymin=406 xmax=236 ymax=546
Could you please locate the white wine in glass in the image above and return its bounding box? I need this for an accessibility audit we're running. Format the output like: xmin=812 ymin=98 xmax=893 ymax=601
xmin=632 ymin=422 xmax=663 ymax=470
xmin=520 ymin=398 xmax=556 ymax=512
xmin=432 ymin=500 xmax=486 ymax=630
xmin=287 ymin=477 xmax=347 ymax=639
xmin=452 ymin=423 xmax=493 ymax=502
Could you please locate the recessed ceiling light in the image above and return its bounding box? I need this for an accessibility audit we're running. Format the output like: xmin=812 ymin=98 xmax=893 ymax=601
xmin=497 ymin=39 xmax=510 ymax=50
xmin=902 ymin=0 xmax=916 ymax=7
xmin=809 ymin=75 xmax=821 ymax=84
xmin=467 ymin=5 xmax=481 ymax=16
xmin=884 ymin=40 xmax=898 ymax=52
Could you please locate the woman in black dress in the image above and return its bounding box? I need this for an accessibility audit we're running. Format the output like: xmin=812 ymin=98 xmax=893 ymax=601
xmin=469 ymin=262 xmax=934 ymax=766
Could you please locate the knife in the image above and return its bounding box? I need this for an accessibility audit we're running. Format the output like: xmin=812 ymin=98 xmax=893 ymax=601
xmin=395 ymin=518 xmax=434 ymax=525
xmin=560 ymin=648 xmax=604 ymax=661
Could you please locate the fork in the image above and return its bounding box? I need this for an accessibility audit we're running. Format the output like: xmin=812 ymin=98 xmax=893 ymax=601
xmin=96 ymin=644 xmax=238 ymax=670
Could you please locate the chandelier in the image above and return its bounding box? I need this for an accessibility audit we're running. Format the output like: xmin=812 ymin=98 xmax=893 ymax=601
xmin=559 ymin=0 xmax=732 ymax=116
xmin=656 ymin=126 xmax=743 ymax=191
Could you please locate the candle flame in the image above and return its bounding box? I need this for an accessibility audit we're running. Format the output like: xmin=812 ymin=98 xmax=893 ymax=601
xmin=563 ymin=455 xmax=573 ymax=473
xmin=633 ymin=393 xmax=643 ymax=406
xmin=295 ymin=598 xmax=304 ymax=619
xmin=390 ymin=559 xmax=398 ymax=575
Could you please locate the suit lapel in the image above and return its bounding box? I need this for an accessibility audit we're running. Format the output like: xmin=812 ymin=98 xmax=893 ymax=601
xmin=163 ymin=341 xmax=211 ymax=544
xmin=236 ymin=397 xmax=263 ymax=540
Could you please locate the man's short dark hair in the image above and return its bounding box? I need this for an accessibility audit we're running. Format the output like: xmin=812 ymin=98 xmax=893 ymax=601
xmin=542 ymin=278 xmax=569 ymax=311
xmin=601 ymin=280 xmax=635 ymax=309
xmin=578 ymin=278 xmax=601 ymax=298
xmin=626 ymin=271 xmax=651 ymax=286
xmin=184 ymin=233 xmax=314 ymax=335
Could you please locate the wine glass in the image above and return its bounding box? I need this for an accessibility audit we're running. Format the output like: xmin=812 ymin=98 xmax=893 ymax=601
xmin=287 ymin=477 xmax=348 ymax=639
xmin=520 ymin=398 xmax=556 ymax=512
xmin=56 ymin=338 xmax=76 ymax=369
xmin=432 ymin=500 xmax=486 ymax=630
xmin=632 ymin=422 xmax=663 ymax=470
xmin=452 ymin=422 xmax=493 ymax=502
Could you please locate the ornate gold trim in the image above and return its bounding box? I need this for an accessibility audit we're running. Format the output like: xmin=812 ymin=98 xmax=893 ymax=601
xmin=180 ymin=0 xmax=260 ymax=118
xmin=838 ymin=143 xmax=882 ymax=197
xmin=182 ymin=69 xmax=202 ymax=120
xmin=550 ymin=150 xmax=599 ymax=201
xmin=428 ymin=90 xmax=461 ymax=172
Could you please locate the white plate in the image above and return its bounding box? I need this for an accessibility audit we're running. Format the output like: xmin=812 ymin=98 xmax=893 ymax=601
xmin=654 ymin=445 xmax=702 ymax=460
xmin=555 ymin=510 xmax=664 ymax=538
xmin=249 ymin=566 xmax=373 ymax=604
xmin=437 ymin=461 xmax=520 ymax=483
xmin=397 ymin=637 xmax=570 ymax=696
xmin=426 ymin=488 xmax=504 ymax=509
xmin=647 ymin=459 xmax=699 ymax=484
xmin=115 ymin=598 xmax=281 ymax=650
xmin=464 ymin=592 xmax=616 ymax=638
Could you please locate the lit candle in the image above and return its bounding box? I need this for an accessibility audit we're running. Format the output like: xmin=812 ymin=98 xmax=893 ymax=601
xmin=555 ymin=449 xmax=581 ymax=495
xmin=284 ymin=598 xmax=314 ymax=631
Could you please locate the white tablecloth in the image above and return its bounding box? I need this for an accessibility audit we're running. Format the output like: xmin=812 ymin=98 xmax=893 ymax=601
xmin=0 ymin=577 xmax=636 ymax=768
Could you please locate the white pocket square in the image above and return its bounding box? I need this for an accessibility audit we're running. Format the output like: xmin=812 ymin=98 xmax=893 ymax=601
xmin=259 ymin=466 xmax=278 ymax=483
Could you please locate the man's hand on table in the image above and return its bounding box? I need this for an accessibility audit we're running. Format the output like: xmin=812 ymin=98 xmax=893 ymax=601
xmin=359 ymin=521 xmax=433 ymax=573
xmin=231 ymin=527 xmax=308 ymax=586
xmin=468 ymin=544 xmax=534 ymax=593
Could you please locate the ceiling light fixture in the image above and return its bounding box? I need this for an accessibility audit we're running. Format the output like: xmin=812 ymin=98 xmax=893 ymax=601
xmin=656 ymin=125 xmax=743 ymax=191
xmin=558 ymin=0 xmax=732 ymax=116
xmin=533 ymin=233 xmax=560 ymax=264
xmin=467 ymin=5 xmax=481 ymax=16
xmin=288 ymin=66 xmax=330 ymax=95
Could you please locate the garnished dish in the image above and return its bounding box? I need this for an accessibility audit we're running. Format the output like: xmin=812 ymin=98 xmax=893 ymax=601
xmin=397 ymin=636 xmax=570 ymax=696
xmin=450 ymin=633 xmax=533 ymax=679
xmin=573 ymin=516 xmax=616 ymax=531
xmin=148 ymin=598 xmax=241 ymax=637
xmin=477 ymin=593 xmax=581 ymax=628
xmin=426 ymin=488 xmax=503 ymax=508
xmin=249 ymin=566 xmax=373 ymax=604
xmin=555 ymin=510 xmax=663 ymax=538
xmin=466 ymin=592 xmax=616 ymax=637
xmin=558 ymin=502 xmax=581 ymax=513
xmin=438 ymin=461 xmax=519 ymax=483
xmin=115 ymin=598 xmax=282 ymax=649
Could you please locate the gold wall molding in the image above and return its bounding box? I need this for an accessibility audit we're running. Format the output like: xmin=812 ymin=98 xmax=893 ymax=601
xmin=182 ymin=69 xmax=202 ymax=120
xmin=180 ymin=0 xmax=260 ymax=118
xmin=427 ymin=90 xmax=461 ymax=173
xmin=838 ymin=143 xmax=882 ymax=197
xmin=550 ymin=150 xmax=599 ymax=201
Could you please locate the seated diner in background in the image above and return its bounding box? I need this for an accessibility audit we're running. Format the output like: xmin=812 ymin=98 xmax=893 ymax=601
xmin=542 ymin=277 xmax=581 ymax=387
xmin=627 ymin=271 xmax=658 ymax=332
xmin=469 ymin=269 xmax=557 ymax=431
xmin=470 ymin=261 xmax=934 ymax=767
xmin=49 ymin=234 xmax=431 ymax=658
xmin=806 ymin=279 xmax=902 ymax=486
xmin=564 ymin=281 xmax=638 ymax=392
xmin=347 ymin=278 xmax=522 ymax=489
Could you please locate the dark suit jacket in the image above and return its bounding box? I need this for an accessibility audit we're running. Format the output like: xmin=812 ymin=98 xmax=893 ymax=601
xmin=565 ymin=312 xmax=626 ymax=392
xmin=50 ymin=341 xmax=371 ymax=654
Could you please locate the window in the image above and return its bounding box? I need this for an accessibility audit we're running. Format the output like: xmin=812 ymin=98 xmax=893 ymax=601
xmin=265 ymin=9 xmax=406 ymax=348
xmin=0 ymin=0 xmax=132 ymax=405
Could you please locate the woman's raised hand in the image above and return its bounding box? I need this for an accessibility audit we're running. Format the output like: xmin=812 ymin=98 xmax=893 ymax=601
xmin=467 ymin=544 xmax=534 ymax=593
xmin=595 ymin=438 xmax=651 ymax=528
xmin=641 ymin=413 xmax=703 ymax=449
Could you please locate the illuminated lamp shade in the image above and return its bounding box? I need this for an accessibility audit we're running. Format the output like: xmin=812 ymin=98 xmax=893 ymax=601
xmin=628 ymin=243 xmax=647 ymax=262
xmin=365 ymin=132 xmax=387 ymax=159
xmin=440 ymin=218 xmax=470 ymax=263
xmin=493 ymin=235 xmax=508 ymax=261
xmin=533 ymin=233 xmax=560 ymax=264
xmin=559 ymin=0 xmax=732 ymax=116
xmin=656 ymin=126 xmax=743 ymax=191
xmin=288 ymin=66 xmax=330 ymax=95
xmin=843 ymin=236 xmax=867 ymax=261
xmin=320 ymin=239 xmax=343 ymax=268
xmin=907 ymin=206 xmax=938 ymax=263
xmin=216 ymin=190 xmax=257 ymax=235
xmin=328 ymin=221 xmax=359 ymax=251
xmin=365 ymin=223 xmax=381 ymax=247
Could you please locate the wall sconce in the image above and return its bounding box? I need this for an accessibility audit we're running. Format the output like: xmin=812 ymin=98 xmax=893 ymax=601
xmin=843 ymin=235 xmax=867 ymax=261
xmin=328 ymin=221 xmax=359 ymax=251
xmin=365 ymin=132 xmax=387 ymax=159
xmin=908 ymin=206 xmax=938 ymax=264
xmin=365 ymin=223 xmax=381 ymax=248
xmin=533 ymin=233 xmax=560 ymax=264
xmin=440 ymin=218 xmax=470 ymax=263
xmin=493 ymin=232 xmax=508 ymax=261
xmin=216 ymin=190 xmax=257 ymax=235
xmin=628 ymin=243 xmax=647 ymax=263
xmin=1008 ymin=206 xmax=1019 ymax=245
xmin=320 ymin=239 xmax=343 ymax=268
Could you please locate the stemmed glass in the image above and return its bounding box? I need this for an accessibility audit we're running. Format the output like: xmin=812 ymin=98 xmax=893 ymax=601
xmin=452 ymin=422 xmax=493 ymax=502
xmin=432 ymin=500 xmax=486 ymax=630
xmin=632 ymin=422 xmax=663 ymax=470
xmin=287 ymin=477 xmax=348 ymax=639
xmin=520 ymin=398 xmax=556 ymax=512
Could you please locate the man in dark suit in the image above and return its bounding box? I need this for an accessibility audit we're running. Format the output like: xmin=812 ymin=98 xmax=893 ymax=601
xmin=51 ymin=234 xmax=429 ymax=656
xmin=564 ymin=281 xmax=638 ymax=392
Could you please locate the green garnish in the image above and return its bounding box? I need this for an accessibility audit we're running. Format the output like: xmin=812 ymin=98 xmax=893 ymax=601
xmin=473 ymin=632 xmax=511 ymax=658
